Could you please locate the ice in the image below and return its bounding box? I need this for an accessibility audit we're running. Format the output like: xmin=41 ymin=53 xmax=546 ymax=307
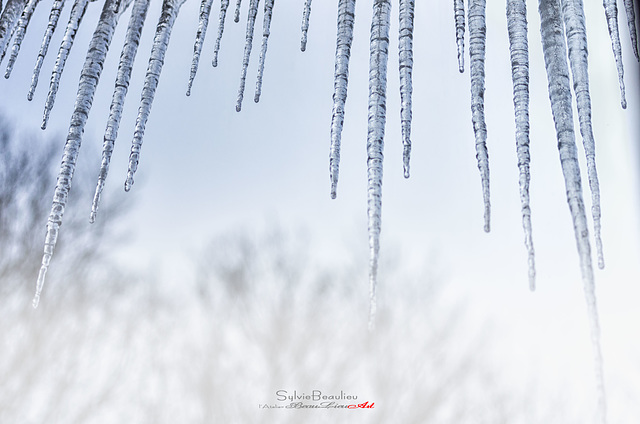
xmin=41 ymin=0 xmax=92 ymax=130
xmin=454 ymin=0 xmax=465 ymax=72
xmin=329 ymin=0 xmax=356 ymax=199
xmin=212 ymin=0 xmax=229 ymax=67
xmin=91 ymin=0 xmax=150 ymax=223
xmin=253 ymin=0 xmax=273 ymax=103
xmin=561 ymin=0 xmax=604 ymax=269
xmin=622 ymin=0 xmax=638 ymax=60
xmin=538 ymin=0 xmax=607 ymax=421
xmin=34 ymin=0 xmax=128 ymax=307
xmin=234 ymin=0 xmax=241 ymax=23
xmin=125 ymin=0 xmax=187 ymax=192
xmin=234 ymin=0 xmax=259 ymax=112
xmin=366 ymin=0 xmax=391 ymax=330
xmin=186 ymin=0 xmax=213 ymax=96
xmin=398 ymin=0 xmax=414 ymax=178
xmin=602 ymin=0 xmax=627 ymax=108
xmin=468 ymin=0 xmax=490 ymax=233
xmin=507 ymin=0 xmax=535 ymax=289
xmin=27 ymin=0 xmax=66 ymax=101
xmin=4 ymin=0 xmax=41 ymax=78
xmin=0 ymin=0 xmax=28 ymax=64
xmin=300 ymin=0 xmax=311 ymax=51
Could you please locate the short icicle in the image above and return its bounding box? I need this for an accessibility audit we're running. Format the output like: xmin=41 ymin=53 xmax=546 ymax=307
xmin=300 ymin=0 xmax=311 ymax=51
xmin=41 ymin=0 xmax=92 ymax=130
xmin=186 ymin=0 xmax=213 ymax=96
xmin=212 ymin=0 xmax=230 ymax=67
xmin=561 ymin=0 xmax=604 ymax=269
xmin=367 ymin=0 xmax=391 ymax=330
xmin=329 ymin=0 xmax=356 ymax=199
xmin=234 ymin=0 xmax=242 ymax=23
xmin=538 ymin=0 xmax=607 ymax=422
xmin=33 ymin=0 xmax=129 ymax=308
xmin=254 ymin=0 xmax=274 ymax=103
xmin=125 ymin=0 xmax=187 ymax=192
xmin=91 ymin=0 xmax=150 ymax=223
xmin=4 ymin=0 xmax=40 ymax=78
xmin=27 ymin=0 xmax=66 ymax=101
xmin=506 ymin=0 xmax=535 ymax=289
xmin=622 ymin=0 xmax=638 ymax=60
xmin=0 ymin=0 xmax=28 ymax=64
xmin=454 ymin=0 xmax=465 ymax=72
xmin=468 ymin=0 xmax=490 ymax=233
xmin=602 ymin=0 xmax=626 ymax=108
xmin=398 ymin=0 xmax=414 ymax=178
xmin=235 ymin=0 xmax=259 ymax=112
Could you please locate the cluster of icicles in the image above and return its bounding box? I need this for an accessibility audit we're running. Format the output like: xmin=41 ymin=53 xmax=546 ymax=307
xmin=0 ymin=0 xmax=637 ymax=419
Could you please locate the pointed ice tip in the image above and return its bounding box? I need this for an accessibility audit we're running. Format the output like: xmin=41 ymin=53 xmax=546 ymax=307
xmin=254 ymin=94 xmax=260 ymax=103
xmin=458 ymin=65 xmax=464 ymax=73
xmin=124 ymin=178 xmax=133 ymax=192
xmin=41 ymin=120 xmax=47 ymax=130
xmin=32 ymin=295 xmax=40 ymax=309
xmin=621 ymin=98 xmax=627 ymax=109
xmin=212 ymin=59 xmax=218 ymax=67
xmin=4 ymin=71 xmax=9 ymax=79
xmin=403 ymin=168 xmax=410 ymax=179
xmin=235 ymin=104 xmax=241 ymax=112
xmin=598 ymin=258 xmax=605 ymax=270
xmin=27 ymin=93 xmax=33 ymax=101
xmin=89 ymin=213 xmax=96 ymax=224
xmin=300 ymin=44 xmax=306 ymax=52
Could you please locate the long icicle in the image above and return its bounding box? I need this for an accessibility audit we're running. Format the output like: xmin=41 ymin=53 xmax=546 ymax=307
xmin=0 ymin=0 xmax=28 ymax=63
xmin=367 ymin=0 xmax=391 ymax=330
xmin=254 ymin=0 xmax=274 ymax=103
xmin=398 ymin=0 xmax=414 ymax=178
xmin=234 ymin=0 xmax=242 ymax=23
xmin=91 ymin=0 xmax=150 ymax=223
xmin=4 ymin=0 xmax=40 ymax=78
xmin=454 ymin=0 xmax=465 ymax=72
xmin=33 ymin=0 xmax=130 ymax=308
xmin=125 ymin=0 xmax=187 ymax=192
xmin=506 ymin=0 xmax=535 ymax=289
xmin=622 ymin=0 xmax=638 ymax=60
xmin=538 ymin=0 xmax=607 ymax=422
xmin=41 ymin=0 xmax=92 ymax=130
xmin=27 ymin=0 xmax=66 ymax=101
xmin=212 ymin=0 xmax=229 ymax=67
xmin=300 ymin=0 xmax=311 ymax=51
xmin=602 ymin=0 xmax=627 ymax=108
xmin=468 ymin=0 xmax=490 ymax=233
xmin=329 ymin=0 xmax=356 ymax=199
xmin=235 ymin=0 xmax=259 ymax=112
xmin=186 ymin=0 xmax=213 ymax=96
xmin=561 ymin=0 xmax=604 ymax=269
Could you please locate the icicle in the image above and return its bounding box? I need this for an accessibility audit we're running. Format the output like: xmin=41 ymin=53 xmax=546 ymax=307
xmin=125 ymin=0 xmax=187 ymax=192
xmin=507 ymin=0 xmax=535 ymax=289
xmin=235 ymin=0 xmax=259 ymax=112
xmin=367 ymin=0 xmax=391 ymax=330
xmin=34 ymin=0 xmax=127 ymax=308
xmin=91 ymin=0 xmax=150 ymax=223
xmin=561 ymin=0 xmax=604 ymax=269
xmin=186 ymin=0 xmax=213 ymax=96
xmin=538 ymin=1 xmax=607 ymax=422
xmin=27 ymin=0 xmax=65 ymax=101
xmin=234 ymin=0 xmax=241 ymax=23
xmin=300 ymin=0 xmax=311 ymax=51
xmin=602 ymin=0 xmax=627 ymax=108
xmin=254 ymin=0 xmax=273 ymax=103
xmin=468 ymin=0 xmax=490 ymax=233
xmin=329 ymin=0 xmax=356 ymax=199
xmin=4 ymin=0 xmax=40 ymax=78
xmin=398 ymin=0 xmax=413 ymax=179
xmin=212 ymin=0 xmax=229 ymax=67
xmin=622 ymin=0 xmax=638 ymax=60
xmin=0 ymin=0 xmax=28 ymax=64
xmin=454 ymin=0 xmax=465 ymax=72
xmin=41 ymin=0 xmax=91 ymax=130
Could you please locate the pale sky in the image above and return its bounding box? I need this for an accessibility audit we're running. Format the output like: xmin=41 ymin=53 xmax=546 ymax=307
xmin=1 ymin=0 xmax=639 ymax=418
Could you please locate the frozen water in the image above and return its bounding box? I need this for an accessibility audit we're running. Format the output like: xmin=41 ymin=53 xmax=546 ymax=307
xmin=253 ymin=0 xmax=274 ymax=103
xmin=186 ymin=0 xmax=213 ymax=96
xmin=398 ymin=0 xmax=414 ymax=178
xmin=212 ymin=0 xmax=230 ymax=67
xmin=235 ymin=0 xmax=259 ymax=112
xmin=300 ymin=0 xmax=311 ymax=51
xmin=4 ymin=0 xmax=41 ymax=78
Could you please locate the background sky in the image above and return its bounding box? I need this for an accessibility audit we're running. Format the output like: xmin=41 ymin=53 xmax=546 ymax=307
xmin=1 ymin=0 xmax=639 ymax=420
